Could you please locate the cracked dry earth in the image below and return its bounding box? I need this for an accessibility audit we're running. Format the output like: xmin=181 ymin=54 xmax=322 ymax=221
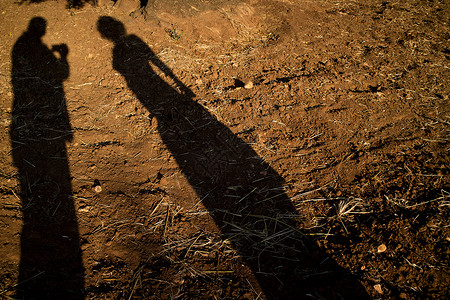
xmin=0 ymin=0 xmax=449 ymax=299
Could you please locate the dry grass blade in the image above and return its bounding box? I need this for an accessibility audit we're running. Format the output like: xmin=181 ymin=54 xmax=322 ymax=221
xmin=385 ymin=190 xmax=450 ymax=209
xmin=331 ymin=197 xmax=370 ymax=234
xmin=127 ymin=265 xmax=144 ymax=300
xmin=335 ymin=198 xmax=369 ymax=219
xmin=163 ymin=205 xmax=170 ymax=238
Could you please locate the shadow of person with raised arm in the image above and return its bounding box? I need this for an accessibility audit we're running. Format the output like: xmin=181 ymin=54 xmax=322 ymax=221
xmin=10 ymin=17 xmax=84 ymax=299
xmin=97 ymin=16 xmax=368 ymax=299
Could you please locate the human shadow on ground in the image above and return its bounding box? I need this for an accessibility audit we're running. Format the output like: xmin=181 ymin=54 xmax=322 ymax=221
xmin=97 ymin=16 xmax=368 ymax=299
xmin=10 ymin=17 xmax=84 ymax=299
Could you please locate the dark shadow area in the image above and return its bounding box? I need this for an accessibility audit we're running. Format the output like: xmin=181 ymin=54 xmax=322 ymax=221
xmin=18 ymin=0 xmax=97 ymax=9
xmin=10 ymin=17 xmax=84 ymax=299
xmin=17 ymin=0 xmax=47 ymax=3
xmin=97 ymin=16 xmax=369 ymax=299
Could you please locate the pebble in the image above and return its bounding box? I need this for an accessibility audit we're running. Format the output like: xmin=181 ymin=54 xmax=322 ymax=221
xmin=244 ymin=81 xmax=254 ymax=89
xmin=374 ymin=284 xmax=383 ymax=294
xmin=377 ymin=244 xmax=387 ymax=253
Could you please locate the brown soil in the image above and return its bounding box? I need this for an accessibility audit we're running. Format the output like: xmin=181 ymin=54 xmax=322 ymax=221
xmin=0 ymin=0 xmax=449 ymax=299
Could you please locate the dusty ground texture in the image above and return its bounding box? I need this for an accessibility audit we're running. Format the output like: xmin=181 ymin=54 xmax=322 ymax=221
xmin=0 ymin=0 xmax=449 ymax=299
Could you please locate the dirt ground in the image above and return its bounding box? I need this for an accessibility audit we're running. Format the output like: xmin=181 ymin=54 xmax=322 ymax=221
xmin=0 ymin=0 xmax=449 ymax=299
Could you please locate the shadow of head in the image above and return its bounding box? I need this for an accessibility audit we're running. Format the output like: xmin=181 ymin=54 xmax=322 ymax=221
xmin=27 ymin=17 xmax=46 ymax=38
xmin=97 ymin=16 xmax=126 ymax=42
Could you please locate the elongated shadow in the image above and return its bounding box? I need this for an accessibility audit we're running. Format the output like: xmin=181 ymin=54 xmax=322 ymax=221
xmin=10 ymin=17 xmax=84 ymax=299
xmin=97 ymin=16 xmax=368 ymax=298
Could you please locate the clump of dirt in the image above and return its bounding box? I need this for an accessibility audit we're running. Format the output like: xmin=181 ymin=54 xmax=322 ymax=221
xmin=0 ymin=0 xmax=448 ymax=299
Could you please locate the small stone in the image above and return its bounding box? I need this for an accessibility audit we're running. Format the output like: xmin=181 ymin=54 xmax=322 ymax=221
xmin=78 ymin=206 xmax=90 ymax=213
xmin=94 ymin=185 xmax=102 ymax=193
xmin=377 ymin=244 xmax=387 ymax=253
xmin=399 ymin=292 xmax=407 ymax=299
xmin=244 ymin=81 xmax=254 ymax=89
xmin=374 ymin=284 xmax=383 ymax=294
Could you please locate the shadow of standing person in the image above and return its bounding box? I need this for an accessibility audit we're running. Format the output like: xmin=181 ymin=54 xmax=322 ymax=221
xmin=10 ymin=17 xmax=84 ymax=299
xmin=97 ymin=16 xmax=368 ymax=299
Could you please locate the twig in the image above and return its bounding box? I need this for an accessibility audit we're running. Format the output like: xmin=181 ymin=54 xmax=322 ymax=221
xmin=163 ymin=205 xmax=170 ymax=238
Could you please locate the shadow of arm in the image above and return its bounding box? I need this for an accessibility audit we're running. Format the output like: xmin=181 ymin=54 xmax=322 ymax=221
xmin=148 ymin=52 xmax=195 ymax=98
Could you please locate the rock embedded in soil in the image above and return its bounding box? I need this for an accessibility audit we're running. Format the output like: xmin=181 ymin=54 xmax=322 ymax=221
xmin=244 ymin=81 xmax=254 ymax=89
xmin=377 ymin=244 xmax=387 ymax=253
xmin=374 ymin=284 xmax=383 ymax=294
